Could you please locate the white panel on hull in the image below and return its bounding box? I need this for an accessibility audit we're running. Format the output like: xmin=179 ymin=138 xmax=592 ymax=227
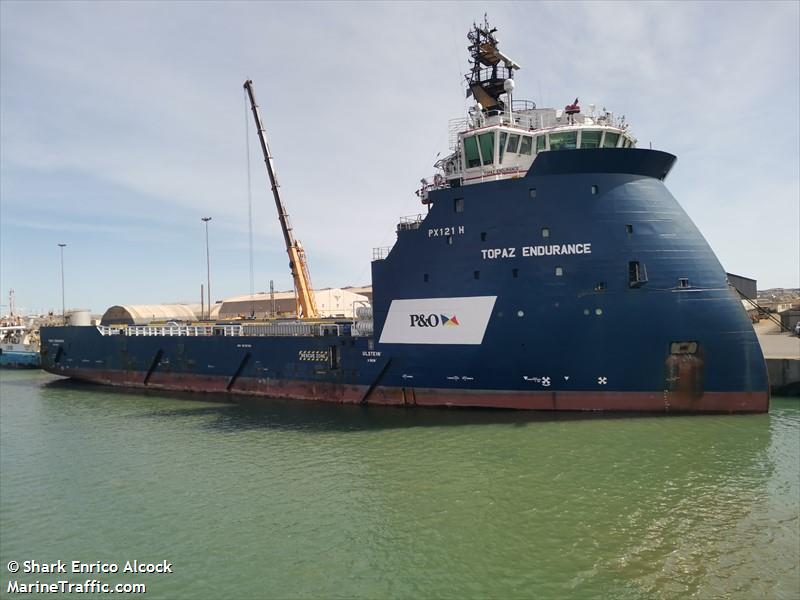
xmin=379 ymin=296 xmax=497 ymax=345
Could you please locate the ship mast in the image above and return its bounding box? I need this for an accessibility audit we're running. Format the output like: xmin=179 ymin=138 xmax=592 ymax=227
xmin=243 ymin=80 xmax=319 ymax=320
xmin=465 ymin=16 xmax=521 ymax=113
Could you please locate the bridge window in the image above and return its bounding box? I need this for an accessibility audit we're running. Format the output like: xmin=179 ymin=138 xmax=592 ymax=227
xmin=519 ymin=136 xmax=533 ymax=155
xmin=464 ymin=136 xmax=481 ymax=168
xmin=602 ymin=132 xmax=620 ymax=148
xmin=536 ymin=135 xmax=546 ymax=152
xmin=507 ymin=134 xmax=520 ymax=154
xmin=549 ymin=131 xmax=577 ymax=150
xmin=581 ymin=130 xmax=602 ymax=148
xmin=478 ymin=132 xmax=495 ymax=166
xmin=623 ymin=138 xmax=633 ymax=148
xmin=499 ymin=132 xmax=507 ymax=164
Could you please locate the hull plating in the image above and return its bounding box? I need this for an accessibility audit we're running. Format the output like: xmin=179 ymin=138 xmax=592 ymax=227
xmin=50 ymin=367 xmax=768 ymax=413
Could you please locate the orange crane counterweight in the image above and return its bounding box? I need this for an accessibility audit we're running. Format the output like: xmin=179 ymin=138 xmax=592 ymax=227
xmin=243 ymin=80 xmax=319 ymax=319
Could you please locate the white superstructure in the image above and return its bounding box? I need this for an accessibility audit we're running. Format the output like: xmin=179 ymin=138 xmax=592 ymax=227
xmin=417 ymin=18 xmax=636 ymax=201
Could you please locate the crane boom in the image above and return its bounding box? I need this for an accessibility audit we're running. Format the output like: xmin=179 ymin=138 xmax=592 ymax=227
xmin=243 ymin=79 xmax=318 ymax=319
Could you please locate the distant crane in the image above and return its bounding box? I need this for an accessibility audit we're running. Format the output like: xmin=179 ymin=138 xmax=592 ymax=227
xmin=243 ymin=79 xmax=319 ymax=320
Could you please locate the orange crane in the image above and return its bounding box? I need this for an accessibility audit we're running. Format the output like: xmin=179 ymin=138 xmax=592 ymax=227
xmin=244 ymin=80 xmax=319 ymax=320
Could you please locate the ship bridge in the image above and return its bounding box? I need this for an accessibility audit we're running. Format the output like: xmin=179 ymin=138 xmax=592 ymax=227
xmin=416 ymin=18 xmax=637 ymax=202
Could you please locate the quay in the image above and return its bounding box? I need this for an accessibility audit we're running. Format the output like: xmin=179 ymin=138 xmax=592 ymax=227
xmin=754 ymin=319 xmax=800 ymax=394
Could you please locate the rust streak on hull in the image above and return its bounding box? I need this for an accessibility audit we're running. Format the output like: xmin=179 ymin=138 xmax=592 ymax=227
xmin=52 ymin=367 xmax=769 ymax=413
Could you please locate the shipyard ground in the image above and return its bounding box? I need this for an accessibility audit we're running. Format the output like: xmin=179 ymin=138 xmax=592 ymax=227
xmin=754 ymin=319 xmax=800 ymax=394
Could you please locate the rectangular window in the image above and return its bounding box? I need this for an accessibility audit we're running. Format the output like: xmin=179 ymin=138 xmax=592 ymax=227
xmin=549 ymin=131 xmax=578 ymax=150
xmin=498 ymin=132 xmax=507 ymax=164
xmin=602 ymin=132 xmax=620 ymax=148
xmin=519 ymin=136 xmax=533 ymax=155
xmin=678 ymin=278 xmax=690 ymax=288
xmin=480 ymin=232 xmax=487 ymax=241
xmin=446 ymin=235 xmax=453 ymax=245
xmin=423 ymin=273 xmax=429 ymax=283
xmin=542 ymin=227 xmax=550 ymax=238
xmin=625 ymin=224 xmax=633 ymax=234
xmin=454 ymin=197 xmax=464 ymax=213
xmin=536 ymin=135 xmax=546 ymax=152
xmin=555 ymin=266 xmax=564 ymax=276
xmin=628 ymin=261 xmax=648 ymax=287
xmin=512 ymin=268 xmax=519 ymax=278
xmin=478 ymin=132 xmax=495 ymax=166
xmin=581 ymin=130 xmax=602 ymax=148
xmin=623 ymin=138 xmax=632 ymax=148
xmin=529 ymin=188 xmax=537 ymax=199
xmin=591 ymin=185 xmax=599 ymax=195
xmin=474 ymin=270 xmax=480 ymax=280
xmin=595 ymin=282 xmax=606 ymax=292
xmin=507 ymin=134 xmax=520 ymax=154
xmin=464 ymin=135 xmax=481 ymax=168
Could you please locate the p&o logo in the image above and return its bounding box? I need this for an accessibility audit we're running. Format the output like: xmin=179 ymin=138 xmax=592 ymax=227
xmin=409 ymin=314 xmax=460 ymax=328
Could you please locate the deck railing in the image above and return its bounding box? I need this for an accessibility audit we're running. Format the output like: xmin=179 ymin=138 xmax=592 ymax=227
xmin=96 ymin=321 xmax=353 ymax=338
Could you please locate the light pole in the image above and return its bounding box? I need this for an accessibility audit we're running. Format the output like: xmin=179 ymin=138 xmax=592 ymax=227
xmin=201 ymin=217 xmax=212 ymax=320
xmin=58 ymin=243 xmax=67 ymax=321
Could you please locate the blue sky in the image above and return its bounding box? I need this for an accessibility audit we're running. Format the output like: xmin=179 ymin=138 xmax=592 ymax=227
xmin=1 ymin=1 xmax=798 ymax=315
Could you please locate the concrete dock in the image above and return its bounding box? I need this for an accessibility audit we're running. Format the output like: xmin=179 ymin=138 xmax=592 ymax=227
xmin=754 ymin=319 xmax=800 ymax=394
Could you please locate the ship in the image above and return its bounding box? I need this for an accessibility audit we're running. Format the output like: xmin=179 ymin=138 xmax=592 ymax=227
xmin=39 ymin=20 xmax=769 ymax=412
xmin=1 ymin=310 xmax=41 ymax=369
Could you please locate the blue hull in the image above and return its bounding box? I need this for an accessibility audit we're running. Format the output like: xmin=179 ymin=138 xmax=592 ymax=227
xmin=40 ymin=150 xmax=769 ymax=412
xmin=0 ymin=350 xmax=40 ymax=368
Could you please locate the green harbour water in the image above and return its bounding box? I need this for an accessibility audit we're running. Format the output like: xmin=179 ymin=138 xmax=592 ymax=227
xmin=1 ymin=370 xmax=798 ymax=599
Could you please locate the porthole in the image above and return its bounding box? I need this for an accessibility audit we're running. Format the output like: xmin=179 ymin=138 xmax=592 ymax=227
xmin=517 ymin=310 xmax=524 ymax=317
xmin=595 ymin=308 xmax=603 ymax=316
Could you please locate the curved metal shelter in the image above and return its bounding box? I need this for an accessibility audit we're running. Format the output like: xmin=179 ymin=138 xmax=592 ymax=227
xmin=101 ymin=304 xmax=199 ymax=326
